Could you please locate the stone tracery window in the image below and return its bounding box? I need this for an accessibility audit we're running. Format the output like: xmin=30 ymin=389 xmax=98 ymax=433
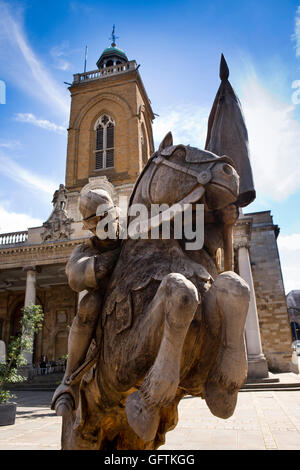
xmin=94 ymin=114 xmax=115 ymax=170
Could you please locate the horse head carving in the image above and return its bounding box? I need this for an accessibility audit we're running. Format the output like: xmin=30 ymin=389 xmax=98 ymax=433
xmin=131 ymin=131 xmax=239 ymax=212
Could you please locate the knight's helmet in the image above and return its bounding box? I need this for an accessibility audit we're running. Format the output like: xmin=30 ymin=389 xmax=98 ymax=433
xmin=79 ymin=189 xmax=114 ymax=220
xmin=205 ymin=54 xmax=256 ymax=207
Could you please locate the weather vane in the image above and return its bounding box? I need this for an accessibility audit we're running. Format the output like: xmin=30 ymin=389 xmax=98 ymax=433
xmin=110 ymin=25 xmax=119 ymax=47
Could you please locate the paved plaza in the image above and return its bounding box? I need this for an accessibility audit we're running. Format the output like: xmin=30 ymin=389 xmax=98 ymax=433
xmin=1 ymin=373 xmax=300 ymax=450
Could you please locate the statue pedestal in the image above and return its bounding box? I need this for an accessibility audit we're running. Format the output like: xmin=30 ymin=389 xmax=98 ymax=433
xmin=247 ymin=354 xmax=269 ymax=380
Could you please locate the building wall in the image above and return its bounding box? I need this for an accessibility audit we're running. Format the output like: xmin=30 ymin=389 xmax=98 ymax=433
xmin=246 ymin=211 xmax=292 ymax=372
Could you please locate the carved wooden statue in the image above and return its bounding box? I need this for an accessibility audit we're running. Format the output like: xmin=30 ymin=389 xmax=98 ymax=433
xmin=52 ymin=55 xmax=255 ymax=450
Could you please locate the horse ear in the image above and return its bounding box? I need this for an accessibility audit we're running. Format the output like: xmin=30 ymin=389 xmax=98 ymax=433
xmin=158 ymin=132 xmax=173 ymax=152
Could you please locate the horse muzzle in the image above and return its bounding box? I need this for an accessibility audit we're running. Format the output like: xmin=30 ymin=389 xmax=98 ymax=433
xmin=204 ymin=162 xmax=239 ymax=210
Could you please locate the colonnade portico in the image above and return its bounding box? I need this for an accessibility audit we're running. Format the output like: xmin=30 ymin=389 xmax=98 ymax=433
xmin=0 ymin=258 xmax=75 ymax=368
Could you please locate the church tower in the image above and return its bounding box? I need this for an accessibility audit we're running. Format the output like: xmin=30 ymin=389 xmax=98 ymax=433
xmin=65 ymin=29 xmax=155 ymax=223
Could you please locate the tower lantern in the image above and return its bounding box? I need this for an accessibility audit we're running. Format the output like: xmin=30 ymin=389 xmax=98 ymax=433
xmin=96 ymin=26 xmax=128 ymax=69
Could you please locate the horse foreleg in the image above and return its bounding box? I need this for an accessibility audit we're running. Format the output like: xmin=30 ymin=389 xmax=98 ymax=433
xmin=126 ymin=273 xmax=199 ymax=442
xmin=203 ymin=271 xmax=250 ymax=418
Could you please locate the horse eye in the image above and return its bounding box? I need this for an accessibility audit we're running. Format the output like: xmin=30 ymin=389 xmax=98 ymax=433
xmin=222 ymin=164 xmax=233 ymax=175
xmin=176 ymin=150 xmax=185 ymax=158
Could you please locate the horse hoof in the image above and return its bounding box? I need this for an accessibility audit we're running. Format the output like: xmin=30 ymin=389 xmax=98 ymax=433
xmin=126 ymin=391 xmax=160 ymax=442
xmin=204 ymin=381 xmax=237 ymax=419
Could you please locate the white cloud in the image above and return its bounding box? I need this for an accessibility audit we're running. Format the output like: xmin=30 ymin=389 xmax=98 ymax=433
xmin=0 ymin=1 xmax=69 ymax=118
xmin=0 ymin=139 xmax=21 ymax=149
xmin=50 ymin=42 xmax=72 ymax=71
xmin=0 ymin=203 xmax=42 ymax=233
xmin=14 ymin=113 xmax=66 ymax=134
xmin=55 ymin=60 xmax=71 ymax=72
xmin=239 ymin=72 xmax=300 ymax=201
xmin=0 ymin=150 xmax=58 ymax=197
xmin=278 ymin=233 xmax=300 ymax=294
xmin=293 ymin=5 xmax=300 ymax=57
xmin=278 ymin=233 xmax=300 ymax=251
xmin=153 ymin=104 xmax=209 ymax=149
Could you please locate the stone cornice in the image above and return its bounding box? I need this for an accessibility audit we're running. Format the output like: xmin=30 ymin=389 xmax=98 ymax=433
xmin=0 ymin=238 xmax=84 ymax=270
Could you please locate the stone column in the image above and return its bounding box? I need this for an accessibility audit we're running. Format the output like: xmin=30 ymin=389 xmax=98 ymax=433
xmin=22 ymin=267 xmax=37 ymax=366
xmin=24 ymin=268 xmax=37 ymax=308
xmin=238 ymin=245 xmax=269 ymax=379
xmin=234 ymin=218 xmax=269 ymax=380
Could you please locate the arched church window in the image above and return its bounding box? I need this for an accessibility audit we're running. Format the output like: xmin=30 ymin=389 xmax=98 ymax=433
xmin=94 ymin=114 xmax=115 ymax=170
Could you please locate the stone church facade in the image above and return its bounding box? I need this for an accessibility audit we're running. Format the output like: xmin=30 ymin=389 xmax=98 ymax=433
xmin=0 ymin=40 xmax=293 ymax=377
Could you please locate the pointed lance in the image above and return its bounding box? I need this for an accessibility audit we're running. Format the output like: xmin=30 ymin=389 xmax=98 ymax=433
xmin=205 ymin=54 xmax=256 ymax=207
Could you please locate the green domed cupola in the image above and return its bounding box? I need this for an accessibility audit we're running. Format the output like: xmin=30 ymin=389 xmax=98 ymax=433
xmin=96 ymin=26 xmax=128 ymax=69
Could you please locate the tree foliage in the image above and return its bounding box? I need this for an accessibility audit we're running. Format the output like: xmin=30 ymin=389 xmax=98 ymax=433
xmin=0 ymin=304 xmax=44 ymax=403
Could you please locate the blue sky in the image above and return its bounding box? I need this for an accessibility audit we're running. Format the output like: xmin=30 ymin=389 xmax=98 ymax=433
xmin=0 ymin=0 xmax=300 ymax=293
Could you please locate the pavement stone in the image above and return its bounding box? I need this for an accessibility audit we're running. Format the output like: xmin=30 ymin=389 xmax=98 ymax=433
xmin=1 ymin=373 xmax=300 ymax=450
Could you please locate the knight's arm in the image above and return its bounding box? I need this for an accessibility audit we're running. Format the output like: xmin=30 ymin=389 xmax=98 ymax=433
xmin=66 ymin=244 xmax=98 ymax=293
xmin=94 ymin=248 xmax=121 ymax=280
xmin=66 ymin=244 xmax=120 ymax=292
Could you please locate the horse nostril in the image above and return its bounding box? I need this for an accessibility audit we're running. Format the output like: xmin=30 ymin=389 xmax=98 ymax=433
xmin=222 ymin=164 xmax=233 ymax=176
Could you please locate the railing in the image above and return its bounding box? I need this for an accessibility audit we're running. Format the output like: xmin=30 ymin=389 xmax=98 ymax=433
xmin=73 ymin=60 xmax=137 ymax=84
xmin=31 ymin=364 xmax=66 ymax=376
xmin=0 ymin=230 xmax=28 ymax=246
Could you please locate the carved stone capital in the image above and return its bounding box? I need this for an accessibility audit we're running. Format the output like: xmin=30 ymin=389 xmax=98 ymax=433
xmin=233 ymin=217 xmax=253 ymax=249
xmin=23 ymin=266 xmax=38 ymax=273
xmin=23 ymin=266 xmax=42 ymax=275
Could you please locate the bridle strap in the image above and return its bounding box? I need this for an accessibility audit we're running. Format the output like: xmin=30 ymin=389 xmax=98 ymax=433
xmin=153 ymin=155 xmax=213 ymax=185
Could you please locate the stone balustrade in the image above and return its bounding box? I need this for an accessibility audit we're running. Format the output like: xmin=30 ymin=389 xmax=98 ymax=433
xmin=0 ymin=230 xmax=28 ymax=246
xmin=73 ymin=60 xmax=137 ymax=84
